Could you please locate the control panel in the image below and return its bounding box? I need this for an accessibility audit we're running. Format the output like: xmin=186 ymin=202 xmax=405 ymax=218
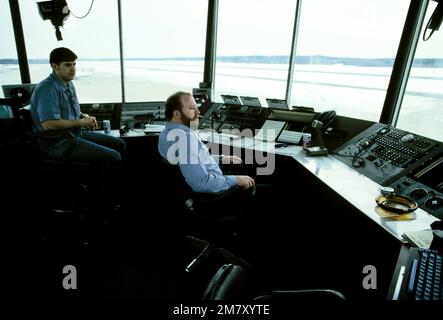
xmin=333 ymin=123 xmax=440 ymax=185
xmin=390 ymin=154 xmax=443 ymax=219
xmin=80 ymin=103 xmax=121 ymax=130
xmin=199 ymin=104 xmax=270 ymax=134
xmin=333 ymin=123 xmax=442 ymax=219
xmin=121 ymin=102 xmax=165 ymax=128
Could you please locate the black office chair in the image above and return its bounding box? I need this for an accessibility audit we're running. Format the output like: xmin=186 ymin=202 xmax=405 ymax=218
xmin=159 ymin=156 xmax=254 ymax=245
xmin=201 ymin=263 xmax=249 ymax=300
xmin=202 ymin=263 xmax=346 ymax=302
xmin=18 ymin=106 xmax=86 ymax=164
xmin=16 ymin=106 xmax=100 ymax=244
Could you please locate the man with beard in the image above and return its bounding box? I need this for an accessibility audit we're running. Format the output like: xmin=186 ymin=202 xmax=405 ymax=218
xmin=158 ymin=91 xmax=255 ymax=193
xmin=158 ymin=92 xmax=256 ymax=294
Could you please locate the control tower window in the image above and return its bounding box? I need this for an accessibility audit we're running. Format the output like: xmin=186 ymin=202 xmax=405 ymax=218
xmin=0 ymin=1 xmax=21 ymax=92
xmin=19 ymin=0 xmax=122 ymax=103
xmin=290 ymin=0 xmax=409 ymax=122
xmin=122 ymin=0 xmax=208 ymax=102
xmin=214 ymin=0 xmax=296 ymax=106
xmin=397 ymin=1 xmax=443 ymax=142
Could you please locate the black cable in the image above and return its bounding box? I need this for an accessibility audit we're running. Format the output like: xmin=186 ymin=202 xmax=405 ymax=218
xmin=423 ymin=2 xmax=440 ymax=41
xmin=69 ymin=0 xmax=94 ymax=19
xmin=330 ymin=148 xmax=366 ymax=168
xmin=329 ymin=151 xmax=359 ymax=159
xmin=331 ymin=128 xmax=390 ymax=168
xmin=423 ymin=8 xmax=436 ymax=41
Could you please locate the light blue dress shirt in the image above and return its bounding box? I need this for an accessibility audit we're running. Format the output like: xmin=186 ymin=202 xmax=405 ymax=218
xmin=158 ymin=122 xmax=237 ymax=193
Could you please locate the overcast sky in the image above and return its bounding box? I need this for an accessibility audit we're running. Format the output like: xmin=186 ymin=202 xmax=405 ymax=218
xmin=1 ymin=0 xmax=441 ymax=60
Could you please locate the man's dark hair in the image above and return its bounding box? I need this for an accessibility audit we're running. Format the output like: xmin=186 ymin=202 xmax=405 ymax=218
xmin=49 ymin=47 xmax=77 ymax=65
xmin=165 ymin=91 xmax=191 ymax=120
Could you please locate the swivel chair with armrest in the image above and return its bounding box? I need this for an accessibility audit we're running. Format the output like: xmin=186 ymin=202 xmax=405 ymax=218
xmin=17 ymin=106 xmax=100 ymax=244
xmin=18 ymin=106 xmax=94 ymax=196
xmin=158 ymin=156 xmax=255 ymax=246
xmin=202 ymin=263 xmax=346 ymax=302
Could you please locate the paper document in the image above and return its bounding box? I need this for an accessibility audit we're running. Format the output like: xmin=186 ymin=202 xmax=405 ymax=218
xmin=402 ymin=229 xmax=433 ymax=249
xmin=255 ymin=120 xmax=285 ymax=142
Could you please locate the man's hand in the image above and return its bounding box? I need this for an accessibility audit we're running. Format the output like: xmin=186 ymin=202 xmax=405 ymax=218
xmin=80 ymin=116 xmax=98 ymax=130
xmin=229 ymin=155 xmax=243 ymax=164
xmin=80 ymin=113 xmax=98 ymax=128
xmin=221 ymin=155 xmax=243 ymax=164
xmin=236 ymin=175 xmax=255 ymax=189
xmin=90 ymin=116 xmax=98 ymax=128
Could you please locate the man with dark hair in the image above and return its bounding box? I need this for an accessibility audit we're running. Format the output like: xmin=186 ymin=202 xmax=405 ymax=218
xmin=49 ymin=46 xmax=78 ymax=65
xmin=159 ymin=91 xmax=255 ymax=193
xmin=30 ymin=47 xmax=125 ymax=163
xmin=30 ymin=47 xmax=126 ymax=215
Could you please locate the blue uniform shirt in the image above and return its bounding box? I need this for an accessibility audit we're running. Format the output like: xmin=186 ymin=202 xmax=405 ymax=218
xmin=158 ymin=122 xmax=237 ymax=193
xmin=30 ymin=72 xmax=80 ymax=133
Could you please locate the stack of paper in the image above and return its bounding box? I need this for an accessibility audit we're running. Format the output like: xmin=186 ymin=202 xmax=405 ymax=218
xmin=402 ymin=229 xmax=433 ymax=249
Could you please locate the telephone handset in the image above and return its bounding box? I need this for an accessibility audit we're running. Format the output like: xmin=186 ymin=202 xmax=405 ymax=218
xmin=305 ymin=110 xmax=336 ymax=156
xmin=313 ymin=110 xmax=337 ymax=133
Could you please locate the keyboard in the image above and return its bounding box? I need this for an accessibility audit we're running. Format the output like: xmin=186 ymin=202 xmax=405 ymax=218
xmin=144 ymin=124 xmax=165 ymax=133
xmin=397 ymin=248 xmax=442 ymax=300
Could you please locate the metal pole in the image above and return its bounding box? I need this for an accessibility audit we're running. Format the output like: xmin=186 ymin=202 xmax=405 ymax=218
xmin=380 ymin=0 xmax=428 ymax=125
xmin=285 ymin=0 xmax=303 ymax=108
xmin=117 ymin=0 xmax=126 ymax=102
xmin=9 ymin=0 xmax=30 ymax=83
xmin=203 ymin=0 xmax=218 ymax=91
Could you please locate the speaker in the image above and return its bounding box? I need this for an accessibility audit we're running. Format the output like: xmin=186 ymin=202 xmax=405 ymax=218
xmin=2 ymin=83 xmax=37 ymax=107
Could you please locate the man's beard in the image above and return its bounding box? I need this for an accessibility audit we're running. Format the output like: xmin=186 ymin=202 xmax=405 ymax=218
xmin=180 ymin=111 xmax=199 ymax=129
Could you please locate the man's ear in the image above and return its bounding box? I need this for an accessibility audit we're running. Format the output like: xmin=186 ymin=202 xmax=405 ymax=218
xmin=173 ymin=110 xmax=181 ymax=119
xmin=51 ymin=63 xmax=59 ymax=71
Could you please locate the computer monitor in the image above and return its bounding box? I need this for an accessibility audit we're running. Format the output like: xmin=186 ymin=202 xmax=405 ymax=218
xmin=221 ymin=94 xmax=242 ymax=105
xmin=266 ymin=98 xmax=289 ymax=110
xmin=2 ymin=83 xmax=37 ymax=106
xmin=239 ymin=96 xmax=262 ymax=107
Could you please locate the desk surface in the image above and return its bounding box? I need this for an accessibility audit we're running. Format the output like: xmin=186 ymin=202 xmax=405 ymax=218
xmin=100 ymin=129 xmax=159 ymax=138
xmin=101 ymin=128 xmax=439 ymax=242
xmin=199 ymin=131 xmax=440 ymax=242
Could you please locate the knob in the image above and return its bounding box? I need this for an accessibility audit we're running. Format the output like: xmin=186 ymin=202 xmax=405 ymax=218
xmin=425 ymin=196 xmax=443 ymax=210
xmin=409 ymin=188 xmax=428 ymax=200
